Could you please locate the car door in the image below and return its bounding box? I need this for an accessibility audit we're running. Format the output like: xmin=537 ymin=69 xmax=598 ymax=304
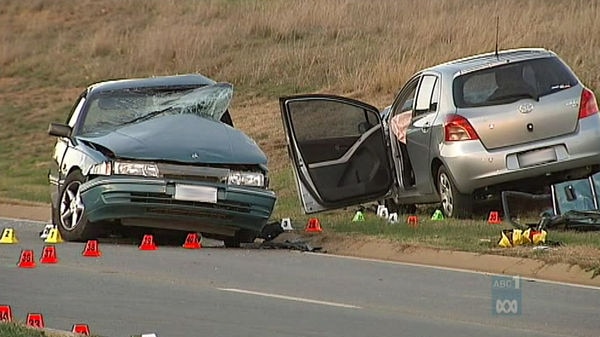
xmin=280 ymin=95 xmax=394 ymax=213
xmin=406 ymin=74 xmax=440 ymax=194
xmin=49 ymin=93 xmax=87 ymax=203
xmin=388 ymin=77 xmax=420 ymax=189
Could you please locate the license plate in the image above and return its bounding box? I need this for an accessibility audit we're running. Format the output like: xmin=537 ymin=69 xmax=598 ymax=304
xmin=517 ymin=147 xmax=557 ymax=168
xmin=174 ymin=185 xmax=217 ymax=203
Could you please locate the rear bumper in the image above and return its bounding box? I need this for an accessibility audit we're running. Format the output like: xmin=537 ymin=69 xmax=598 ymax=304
xmin=440 ymin=116 xmax=600 ymax=194
xmin=79 ymin=176 xmax=276 ymax=235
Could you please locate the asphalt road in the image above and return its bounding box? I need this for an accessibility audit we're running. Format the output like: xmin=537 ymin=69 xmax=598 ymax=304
xmin=0 ymin=218 xmax=599 ymax=337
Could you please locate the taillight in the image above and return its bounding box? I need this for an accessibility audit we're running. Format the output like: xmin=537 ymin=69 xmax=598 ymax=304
xmin=444 ymin=114 xmax=479 ymax=141
xmin=578 ymin=88 xmax=599 ymax=119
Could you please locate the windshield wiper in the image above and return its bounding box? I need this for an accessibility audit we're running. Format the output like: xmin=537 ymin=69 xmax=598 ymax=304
xmin=121 ymin=106 xmax=175 ymax=126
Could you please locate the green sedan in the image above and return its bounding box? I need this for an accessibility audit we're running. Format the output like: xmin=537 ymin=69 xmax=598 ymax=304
xmin=48 ymin=74 xmax=276 ymax=247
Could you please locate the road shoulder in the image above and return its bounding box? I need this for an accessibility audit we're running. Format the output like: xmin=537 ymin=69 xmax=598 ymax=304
xmin=2 ymin=201 xmax=598 ymax=287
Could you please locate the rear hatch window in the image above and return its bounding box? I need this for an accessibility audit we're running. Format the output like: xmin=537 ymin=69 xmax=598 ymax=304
xmin=453 ymin=57 xmax=578 ymax=108
xmin=452 ymin=57 xmax=582 ymax=150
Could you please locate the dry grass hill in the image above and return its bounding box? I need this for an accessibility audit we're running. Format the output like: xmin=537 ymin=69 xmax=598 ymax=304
xmin=1 ymin=0 xmax=599 ymax=203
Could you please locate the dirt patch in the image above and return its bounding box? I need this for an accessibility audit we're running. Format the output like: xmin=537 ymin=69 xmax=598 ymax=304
xmin=1 ymin=201 xmax=598 ymax=287
xmin=0 ymin=199 xmax=51 ymax=222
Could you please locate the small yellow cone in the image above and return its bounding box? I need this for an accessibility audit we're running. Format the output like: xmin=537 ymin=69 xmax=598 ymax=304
xmin=498 ymin=230 xmax=513 ymax=248
xmin=512 ymin=229 xmax=524 ymax=246
xmin=532 ymin=230 xmax=547 ymax=245
xmin=0 ymin=228 xmax=18 ymax=244
xmin=44 ymin=228 xmax=64 ymax=244
xmin=521 ymin=228 xmax=532 ymax=244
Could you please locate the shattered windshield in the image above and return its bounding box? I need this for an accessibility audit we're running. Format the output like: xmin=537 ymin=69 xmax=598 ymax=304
xmin=80 ymin=82 xmax=233 ymax=134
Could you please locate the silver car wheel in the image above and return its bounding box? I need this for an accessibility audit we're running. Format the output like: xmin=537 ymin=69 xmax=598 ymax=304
xmin=439 ymin=171 xmax=454 ymax=216
xmin=60 ymin=180 xmax=85 ymax=231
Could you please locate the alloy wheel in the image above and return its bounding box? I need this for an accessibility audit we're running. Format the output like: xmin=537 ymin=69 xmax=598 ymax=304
xmin=439 ymin=171 xmax=453 ymax=216
xmin=60 ymin=180 xmax=85 ymax=231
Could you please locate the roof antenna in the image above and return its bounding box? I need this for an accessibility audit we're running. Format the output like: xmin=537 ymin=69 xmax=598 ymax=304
xmin=495 ymin=16 xmax=500 ymax=59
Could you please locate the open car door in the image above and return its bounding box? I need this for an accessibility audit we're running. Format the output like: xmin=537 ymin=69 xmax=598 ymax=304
xmin=280 ymin=95 xmax=394 ymax=213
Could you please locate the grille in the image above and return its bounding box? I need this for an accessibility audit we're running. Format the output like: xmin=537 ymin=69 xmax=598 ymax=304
xmin=157 ymin=163 xmax=229 ymax=183
xmin=130 ymin=192 xmax=251 ymax=213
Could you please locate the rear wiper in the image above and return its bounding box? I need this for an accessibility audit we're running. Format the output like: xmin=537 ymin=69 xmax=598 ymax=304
xmin=121 ymin=106 xmax=175 ymax=126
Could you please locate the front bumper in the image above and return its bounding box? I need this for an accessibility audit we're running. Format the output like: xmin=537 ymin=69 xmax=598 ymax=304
xmin=79 ymin=176 xmax=276 ymax=236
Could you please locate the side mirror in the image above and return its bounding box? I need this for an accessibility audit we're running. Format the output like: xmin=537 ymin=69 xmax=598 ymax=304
xmin=48 ymin=123 xmax=72 ymax=138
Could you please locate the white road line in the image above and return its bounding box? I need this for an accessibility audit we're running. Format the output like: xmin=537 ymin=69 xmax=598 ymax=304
xmin=218 ymin=288 xmax=362 ymax=309
xmin=308 ymin=252 xmax=600 ymax=291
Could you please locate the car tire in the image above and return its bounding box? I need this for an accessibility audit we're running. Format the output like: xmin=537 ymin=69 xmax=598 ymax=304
xmin=54 ymin=170 xmax=99 ymax=242
xmin=224 ymin=229 xmax=257 ymax=248
xmin=437 ymin=166 xmax=472 ymax=218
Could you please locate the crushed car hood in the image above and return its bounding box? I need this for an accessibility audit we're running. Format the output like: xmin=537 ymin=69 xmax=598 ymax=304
xmin=78 ymin=114 xmax=267 ymax=165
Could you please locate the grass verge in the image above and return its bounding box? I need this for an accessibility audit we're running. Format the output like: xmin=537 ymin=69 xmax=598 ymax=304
xmin=0 ymin=322 xmax=90 ymax=337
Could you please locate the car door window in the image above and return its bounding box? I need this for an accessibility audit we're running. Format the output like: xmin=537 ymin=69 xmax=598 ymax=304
xmin=390 ymin=79 xmax=419 ymax=144
xmin=414 ymin=75 xmax=439 ymax=119
xmin=289 ymin=99 xmax=376 ymax=164
xmin=67 ymin=94 xmax=87 ymax=135
xmin=281 ymin=95 xmax=393 ymax=210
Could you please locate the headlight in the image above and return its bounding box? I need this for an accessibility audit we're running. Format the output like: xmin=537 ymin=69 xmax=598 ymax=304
xmin=90 ymin=162 xmax=112 ymax=176
xmin=114 ymin=161 xmax=160 ymax=177
xmin=227 ymin=171 xmax=265 ymax=187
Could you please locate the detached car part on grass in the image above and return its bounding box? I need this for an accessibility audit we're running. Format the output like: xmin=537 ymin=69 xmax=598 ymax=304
xmin=48 ymin=74 xmax=276 ymax=246
xmin=502 ymin=171 xmax=600 ymax=231
xmin=280 ymin=48 xmax=600 ymax=218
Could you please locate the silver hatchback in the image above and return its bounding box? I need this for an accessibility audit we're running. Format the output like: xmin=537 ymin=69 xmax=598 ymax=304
xmin=280 ymin=48 xmax=600 ymax=218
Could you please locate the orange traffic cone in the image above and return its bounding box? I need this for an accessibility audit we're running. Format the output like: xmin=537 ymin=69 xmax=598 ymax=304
xmin=182 ymin=233 xmax=202 ymax=249
xmin=139 ymin=234 xmax=158 ymax=250
xmin=407 ymin=215 xmax=419 ymax=228
xmin=305 ymin=218 xmax=323 ymax=233
xmin=40 ymin=245 xmax=58 ymax=264
xmin=0 ymin=304 xmax=12 ymax=322
xmin=72 ymin=323 xmax=91 ymax=335
xmin=17 ymin=249 xmax=36 ymax=268
xmin=26 ymin=313 xmax=44 ymax=328
xmin=488 ymin=211 xmax=502 ymax=224
xmin=82 ymin=240 xmax=102 ymax=257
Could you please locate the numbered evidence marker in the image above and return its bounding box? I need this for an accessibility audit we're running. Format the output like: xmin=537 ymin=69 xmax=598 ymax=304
xmin=0 ymin=305 xmax=13 ymax=322
xmin=0 ymin=227 xmax=18 ymax=244
xmin=139 ymin=234 xmax=158 ymax=250
xmin=17 ymin=249 xmax=36 ymax=268
xmin=82 ymin=240 xmax=102 ymax=257
xmin=72 ymin=323 xmax=91 ymax=335
xmin=26 ymin=313 xmax=45 ymax=328
xmin=182 ymin=233 xmax=201 ymax=249
xmin=491 ymin=275 xmax=522 ymax=315
xmin=40 ymin=245 xmax=59 ymax=264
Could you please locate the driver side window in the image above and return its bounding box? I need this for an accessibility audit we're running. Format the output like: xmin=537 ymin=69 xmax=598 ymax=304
xmin=67 ymin=93 xmax=87 ymax=128
xmin=390 ymin=78 xmax=419 ymax=143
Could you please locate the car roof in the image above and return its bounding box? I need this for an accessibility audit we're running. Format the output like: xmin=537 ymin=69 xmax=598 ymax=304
xmin=424 ymin=48 xmax=558 ymax=77
xmin=87 ymin=74 xmax=216 ymax=95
